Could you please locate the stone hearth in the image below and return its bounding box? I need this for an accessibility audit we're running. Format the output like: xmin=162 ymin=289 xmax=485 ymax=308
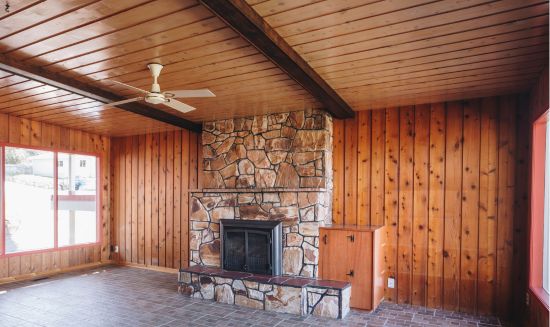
xmin=178 ymin=266 xmax=351 ymax=319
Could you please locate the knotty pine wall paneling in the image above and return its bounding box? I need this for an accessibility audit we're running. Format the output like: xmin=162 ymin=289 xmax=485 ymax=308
xmin=0 ymin=113 xmax=110 ymax=281
xmin=111 ymin=130 xmax=199 ymax=270
xmin=332 ymin=95 xmax=530 ymax=319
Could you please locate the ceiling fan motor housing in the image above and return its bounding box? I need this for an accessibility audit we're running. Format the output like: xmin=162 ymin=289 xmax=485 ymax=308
xmin=147 ymin=63 xmax=163 ymax=93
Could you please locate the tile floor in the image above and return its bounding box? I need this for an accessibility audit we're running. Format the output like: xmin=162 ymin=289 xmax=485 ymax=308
xmin=0 ymin=266 xmax=503 ymax=327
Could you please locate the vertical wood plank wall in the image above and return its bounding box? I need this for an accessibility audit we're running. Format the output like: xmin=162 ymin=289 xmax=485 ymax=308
xmin=0 ymin=113 xmax=111 ymax=280
xmin=332 ymin=95 xmax=530 ymax=318
xmin=110 ymin=130 xmax=199 ymax=269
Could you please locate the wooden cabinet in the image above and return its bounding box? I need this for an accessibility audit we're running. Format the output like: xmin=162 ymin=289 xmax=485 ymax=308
xmin=319 ymin=225 xmax=385 ymax=310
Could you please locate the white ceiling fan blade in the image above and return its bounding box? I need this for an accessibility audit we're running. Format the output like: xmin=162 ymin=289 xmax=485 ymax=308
xmin=111 ymin=80 xmax=149 ymax=94
xmin=108 ymin=97 xmax=143 ymax=107
xmin=164 ymin=99 xmax=196 ymax=113
xmin=163 ymin=89 xmax=215 ymax=98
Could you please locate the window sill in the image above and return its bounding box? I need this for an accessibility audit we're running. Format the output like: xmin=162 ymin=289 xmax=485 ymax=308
xmin=530 ymin=286 xmax=550 ymax=311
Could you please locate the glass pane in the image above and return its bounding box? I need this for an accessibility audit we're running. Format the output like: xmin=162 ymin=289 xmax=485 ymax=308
xmin=5 ymin=147 xmax=54 ymax=253
xmin=57 ymin=153 xmax=97 ymax=247
xmin=224 ymin=231 xmax=245 ymax=271
xmin=247 ymin=232 xmax=269 ymax=274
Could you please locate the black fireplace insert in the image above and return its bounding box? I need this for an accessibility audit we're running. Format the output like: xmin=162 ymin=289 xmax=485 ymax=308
xmin=220 ymin=219 xmax=282 ymax=275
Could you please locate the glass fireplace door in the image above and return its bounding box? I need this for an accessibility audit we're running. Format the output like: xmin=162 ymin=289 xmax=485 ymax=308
xmin=223 ymin=229 xmax=272 ymax=274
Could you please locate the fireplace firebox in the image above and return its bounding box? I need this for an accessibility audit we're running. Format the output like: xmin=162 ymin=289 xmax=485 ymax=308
xmin=220 ymin=219 xmax=282 ymax=275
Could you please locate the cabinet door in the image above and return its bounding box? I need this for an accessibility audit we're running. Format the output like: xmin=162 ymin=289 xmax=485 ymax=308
xmin=349 ymin=231 xmax=373 ymax=310
xmin=319 ymin=229 xmax=351 ymax=282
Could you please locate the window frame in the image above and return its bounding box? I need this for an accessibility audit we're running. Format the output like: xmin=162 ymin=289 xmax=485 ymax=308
xmin=0 ymin=142 xmax=101 ymax=258
xmin=530 ymin=109 xmax=550 ymax=309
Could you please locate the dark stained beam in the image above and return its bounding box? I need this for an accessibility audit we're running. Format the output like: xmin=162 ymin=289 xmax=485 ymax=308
xmin=199 ymin=0 xmax=355 ymax=119
xmin=0 ymin=54 xmax=202 ymax=132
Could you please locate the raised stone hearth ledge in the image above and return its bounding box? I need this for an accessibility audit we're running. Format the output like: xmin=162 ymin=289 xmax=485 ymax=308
xmin=178 ymin=266 xmax=351 ymax=319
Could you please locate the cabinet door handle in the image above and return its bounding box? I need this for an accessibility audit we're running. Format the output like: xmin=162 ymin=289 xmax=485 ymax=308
xmin=346 ymin=234 xmax=355 ymax=242
xmin=346 ymin=270 xmax=354 ymax=277
xmin=323 ymin=234 xmax=327 ymax=244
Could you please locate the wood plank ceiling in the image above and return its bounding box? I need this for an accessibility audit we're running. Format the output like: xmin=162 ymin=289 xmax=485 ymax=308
xmin=0 ymin=0 xmax=547 ymax=136
xmin=0 ymin=0 xmax=320 ymax=136
xmin=247 ymin=0 xmax=549 ymax=110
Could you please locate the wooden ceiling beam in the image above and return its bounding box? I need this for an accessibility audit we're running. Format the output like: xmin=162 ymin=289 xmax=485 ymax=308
xmin=199 ymin=0 xmax=355 ymax=119
xmin=0 ymin=54 xmax=202 ymax=132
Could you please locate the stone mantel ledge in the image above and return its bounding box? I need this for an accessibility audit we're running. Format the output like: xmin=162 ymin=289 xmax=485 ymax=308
xmin=188 ymin=188 xmax=328 ymax=193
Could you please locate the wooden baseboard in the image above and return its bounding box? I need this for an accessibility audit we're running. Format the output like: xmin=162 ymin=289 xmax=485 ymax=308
xmin=115 ymin=261 xmax=179 ymax=274
xmin=0 ymin=260 xmax=115 ymax=285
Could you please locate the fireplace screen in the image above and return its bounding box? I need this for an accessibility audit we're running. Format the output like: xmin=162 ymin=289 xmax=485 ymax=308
xmin=220 ymin=219 xmax=282 ymax=275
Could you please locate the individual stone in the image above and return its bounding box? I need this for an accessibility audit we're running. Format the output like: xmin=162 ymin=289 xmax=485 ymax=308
xmin=243 ymin=280 xmax=259 ymax=289
xmin=215 ymin=120 xmax=234 ymax=133
xmin=259 ymin=283 xmax=273 ymax=292
xmin=255 ymin=169 xmax=276 ymax=188
xmin=189 ymin=230 xmax=201 ymax=250
xmin=199 ymin=240 xmax=220 ymax=266
xmin=296 ymin=163 xmax=316 ymax=176
xmin=220 ymin=162 xmax=238 ymax=179
xmin=262 ymin=130 xmax=280 ymax=139
xmin=248 ymin=289 xmax=264 ymax=301
xmin=238 ymin=159 xmax=255 ymax=175
xmin=192 ymin=221 xmax=209 ymax=230
xmin=279 ymin=192 xmax=297 ymax=206
xmin=190 ymin=197 xmax=209 ymax=221
xmin=289 ymin=111 xmax=305 ymax=129
xmin=265 ymin=285 xmax=302 ymax=315
xmin=238 ymin=193 xmax=255 ymax=204
xmin=265 ymin=138 xmax=291 ymax=152
xmin=286 ymin=233 xmax=303 ymax=247
xmin=215 ymin=136 xmax=235 ymax=155
xmin=224 ymin=177 xmax=236 ymax=188
xmin=300 ymin=206 xmax=315 ymax=221
xmin=211 ymin=207 xmax=234 ymax=221
xmin=202 ymin=131 xmax=216 ymax=145
xmin=200 ymin=277 xmax=214 ymax=300
xmin=252 ymin=116 xmax=268 ymax=134
xmin=232 ymin=279 xmax=246 ymax=292
xmin=262 ymin=193 xmax=279 ymax=203
xmin=269 ymin=206 xmax=298 ymax=222
xmin=283 ymin=247 xmax=303 ymax=275
xmin=202 ymin=171 xmax=225 ymax=188
xmin=299 ymin=222 xmax=320 ymax=237
xmin=312 ymin=295 xmax=339 ymax=319
xmin=243 ymin=134 xmax=255 ymax=150
xmin=203 ymin=121 xmax=215 ymax=132
xmin=270 ymin=113 xmax=289 ymax=124
xmin=200 ymin=196 xmax=221 ymax=209
xmin=236 ymin=175 xmax=254 ymax=188
xmin=303 ymin=241 xmax=318 ymax=264
xmin=274 ymin=163 xmax=299 ymax=188
xmin=293 ymin=152 xmax=323 ymax=165
xmin=204 ymin=156 xmax=226 ymax=171
xmin=225 ymin=144 xmax=247 ymax=164
xmin=215 ymin=284 xmax=234 ymax=304
xmin=216 ymin=133 xmax=229 ymax=142
xmin=248 ymin=150 xmax=270 ymax=168
xmin=300 ymin=177 xmax=325 ymax=188
xmin=292 ymin=130 xmax=330 ymax=151
xmin=254 ymin=135 xmax=265 ymax=149
xmin=267 ymin=151 xmax=287 ymax=165
xmin=281 ymin=126 xmax=296 ymax=138
xmin=235 ymin=295 xmax=263 ymax=309
xmin=239 ymin=205 xmax=269 ymax=219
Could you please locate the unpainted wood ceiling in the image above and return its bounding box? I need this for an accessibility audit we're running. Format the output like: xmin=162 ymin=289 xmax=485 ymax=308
xmin=0 ymin=0 xmax=547 ymax=136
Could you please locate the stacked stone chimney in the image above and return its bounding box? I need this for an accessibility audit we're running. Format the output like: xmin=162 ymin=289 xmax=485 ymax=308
xmin=189 ymin=109 xmax=333 ymax=278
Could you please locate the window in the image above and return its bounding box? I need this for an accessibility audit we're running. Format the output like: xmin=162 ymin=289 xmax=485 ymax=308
xmin=531 ymin=109 xmax=550 ymax=308
xmin=57 ymin=154 xmax=97 ymax=247
xmin=0 ymin=145 xmax=100 ymax=256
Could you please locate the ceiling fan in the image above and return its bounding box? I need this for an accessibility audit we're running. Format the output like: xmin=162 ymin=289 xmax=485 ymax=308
xmin=107 ymin=63 xmax=215 ymax=113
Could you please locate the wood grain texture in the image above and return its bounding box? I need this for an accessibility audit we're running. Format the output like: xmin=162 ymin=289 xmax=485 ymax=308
xmin=332 ymin=94 xmax=529 ymax=316
xmin=0 ymin=113 xmax=110 ymax=279
xmin=110 ymin=130 xmax=201 ymax=269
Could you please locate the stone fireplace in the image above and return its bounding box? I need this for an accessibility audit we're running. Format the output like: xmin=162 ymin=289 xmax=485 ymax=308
xmin=182 ymin=109 xmax=351 ymax=319
xmin=189 ymin=109 xmax=333 ymax=278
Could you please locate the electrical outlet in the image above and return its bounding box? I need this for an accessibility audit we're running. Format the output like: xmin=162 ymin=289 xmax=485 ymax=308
xmin=111 ymin=245 xmax=119 ymax=253
xmin=388 ymin=277 xmax=395 ymax=289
